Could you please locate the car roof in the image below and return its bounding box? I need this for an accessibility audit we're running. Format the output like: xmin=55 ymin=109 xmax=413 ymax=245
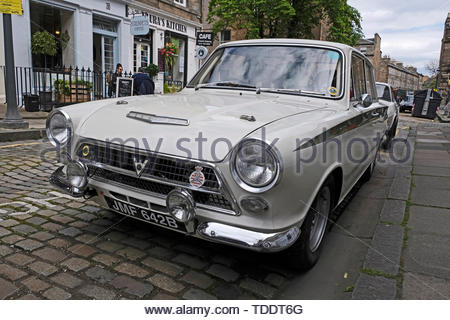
xmin=218 ymin=39 xmax=353 ymax=52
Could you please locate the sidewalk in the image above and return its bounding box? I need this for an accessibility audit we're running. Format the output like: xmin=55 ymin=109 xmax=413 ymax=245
xmin=352 ymin=119 xmax=450 ymax=299
xmin=0 ymin=104 xmax=47 ymax=142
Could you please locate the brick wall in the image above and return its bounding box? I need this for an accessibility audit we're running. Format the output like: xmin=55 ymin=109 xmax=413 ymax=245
xmin=137 ymin=0 xmax=201 ymax=24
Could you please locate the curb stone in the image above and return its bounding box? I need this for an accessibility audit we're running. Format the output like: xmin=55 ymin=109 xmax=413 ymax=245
xmin=352 ymin=124 xmax=415 ymax=300
xmin=0 ymin=129 xmax=47 ymax=142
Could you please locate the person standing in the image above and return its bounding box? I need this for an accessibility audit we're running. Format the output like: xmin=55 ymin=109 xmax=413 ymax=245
xmin=132 ymin=67 xmax=155 ymax=95
xmin=108 ymin=63 xmax=123 ymax=98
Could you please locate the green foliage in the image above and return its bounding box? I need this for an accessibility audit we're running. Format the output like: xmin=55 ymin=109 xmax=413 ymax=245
xmin=145 ymin=64 xmax=159 ymax=78
xmin=59 ymin=30 xmax=71 ymax=50
xmin=31 ymin=31 xmax=57 ymax=56
xmin=324 ymin=0 xmax=363 ymax=46
xmin=424 ymin=77 xmax=437 ymax=90
xmin=164 ymin=81 xmax=181 ymax=94
xmin=208 ymin=0 xmax=295 ymax=39
xmin=207 ymin=0 xmax=363 ymax=45
xmin=54 ymin=79 xmax=93 ymax=96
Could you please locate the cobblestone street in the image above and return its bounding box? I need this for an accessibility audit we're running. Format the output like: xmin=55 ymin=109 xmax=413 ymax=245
xmin=0 ymin=140 xmax=300 ymax=300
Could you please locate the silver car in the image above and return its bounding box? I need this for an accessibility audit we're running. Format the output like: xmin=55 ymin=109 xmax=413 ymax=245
xmin=47 ymin=39 xmax=388 ymax=270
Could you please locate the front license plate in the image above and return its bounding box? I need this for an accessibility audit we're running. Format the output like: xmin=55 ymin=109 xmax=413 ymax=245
xmin=104 ymin=197 xmax=186 ymax=232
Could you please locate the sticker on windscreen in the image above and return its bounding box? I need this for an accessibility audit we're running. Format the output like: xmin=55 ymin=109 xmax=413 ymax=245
xmin=328 ymin=51 xmax=340 ymax=61
xmin=328 ymin=87 xmax=338 ymax=96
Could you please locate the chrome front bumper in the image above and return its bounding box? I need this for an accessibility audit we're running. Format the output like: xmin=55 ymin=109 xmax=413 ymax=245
xmin=50 ymin=165 xmax=301 ymax=253
xmin=197 ymin=223 xmax=300 ymax=252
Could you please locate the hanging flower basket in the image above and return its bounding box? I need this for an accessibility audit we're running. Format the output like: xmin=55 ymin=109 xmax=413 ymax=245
xmin=161 ymin=42 xmax=179 ymax=71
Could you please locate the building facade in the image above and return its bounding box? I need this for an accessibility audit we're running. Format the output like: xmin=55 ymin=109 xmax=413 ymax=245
xmin=355 ymin=34 xmax=421 ymax=91
xmin=437 ymin=12 xmax=450 ymax=104
xmin=0 ymin=0 xmax=202 ymax=100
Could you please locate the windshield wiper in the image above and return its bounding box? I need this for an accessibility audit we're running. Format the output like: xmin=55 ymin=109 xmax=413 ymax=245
xmin=195 ymin=82 xmax=256 ymax=90
xmin=256 ymin=88 xmax=327 ymax=96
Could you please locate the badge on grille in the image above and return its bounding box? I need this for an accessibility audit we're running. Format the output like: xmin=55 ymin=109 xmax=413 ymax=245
xmin=133 ymin=156 xmax=149 ymax=177
xmin=189 ymin=166 xmax=205 ymax=188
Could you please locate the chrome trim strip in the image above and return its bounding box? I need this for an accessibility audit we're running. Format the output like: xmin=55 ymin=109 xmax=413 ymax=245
xmin=197 ymin=222 xmax=301 ymax=252
xmin=127 ymin=111 xmax=190 ymax=126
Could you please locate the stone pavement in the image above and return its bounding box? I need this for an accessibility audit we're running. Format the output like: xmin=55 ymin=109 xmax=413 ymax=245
xmin=0 ymin=141 xmax=297 ymax=300
xmin=352 ymin=119 xmax=450 ymax=299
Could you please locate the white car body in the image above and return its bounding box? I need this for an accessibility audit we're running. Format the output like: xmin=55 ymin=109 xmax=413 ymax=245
xmin=47 ymin=39 xmax=388 ymax=269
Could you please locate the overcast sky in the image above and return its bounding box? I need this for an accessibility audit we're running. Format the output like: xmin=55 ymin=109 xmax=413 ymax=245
xmin=347 ymin=0 xmax=449 ymax=75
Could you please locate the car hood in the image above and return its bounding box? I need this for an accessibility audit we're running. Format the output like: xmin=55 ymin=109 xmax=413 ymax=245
xmin=78 ymin=90 xmax=328 ymax=161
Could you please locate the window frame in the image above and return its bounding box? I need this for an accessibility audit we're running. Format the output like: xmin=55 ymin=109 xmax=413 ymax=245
xmin=174 ymin=0 xmax=186 ymax=7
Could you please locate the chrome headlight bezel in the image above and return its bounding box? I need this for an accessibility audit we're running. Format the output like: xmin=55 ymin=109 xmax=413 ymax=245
xmin=230 ymin=139 xmax=282 ymax=193
xmin=46 ymin=110 xmax=73 ymax=147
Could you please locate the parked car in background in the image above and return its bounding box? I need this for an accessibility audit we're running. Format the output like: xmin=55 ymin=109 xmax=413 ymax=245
xmin=376 ymin=82 xmax=399 ymax=147
xmin=400 ymin=94 xmax=414 ymax=112
xmin=47 ymin=39 xmax=388 ymax=270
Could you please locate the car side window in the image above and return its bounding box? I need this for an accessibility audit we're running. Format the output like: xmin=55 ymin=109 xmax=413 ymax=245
xmin=351 ymin=54 xmax=365 ymax=101
xmin=364 ymin=62 xmax=377 ymax=101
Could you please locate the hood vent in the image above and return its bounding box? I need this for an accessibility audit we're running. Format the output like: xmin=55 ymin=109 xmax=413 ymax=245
xmin=127 ymin=111 xmax=189 ymax=126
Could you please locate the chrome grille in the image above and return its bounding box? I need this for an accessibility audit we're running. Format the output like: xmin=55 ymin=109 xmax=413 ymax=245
xmin=77 ymin=142 xmax=220 ymax=189
xmin=88 ymin=166 xmax=233 ymax=211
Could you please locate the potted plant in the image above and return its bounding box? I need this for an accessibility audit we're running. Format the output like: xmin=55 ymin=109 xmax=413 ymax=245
xmin=54 ymin=79 xmax=92 ymax=104
xmin=145 ymin=63 xmax=159 ymax=79
xmin=31 ymin=30 xmax=58 ymax=108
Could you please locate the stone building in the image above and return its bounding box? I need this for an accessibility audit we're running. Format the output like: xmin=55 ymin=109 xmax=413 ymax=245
xmin=437 ymin=12 xmax=450 ymax=104
xmin=355 ymin=34 xmax=421 ymax=91
xmin=354 ymin=33 xmax=382 ymax=81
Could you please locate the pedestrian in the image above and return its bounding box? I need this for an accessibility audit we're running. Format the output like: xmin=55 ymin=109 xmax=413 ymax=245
xmin=132 ymin=67 xmax=155 ymax=95
xmin=108 ymin=63 xmax=123 ymax=98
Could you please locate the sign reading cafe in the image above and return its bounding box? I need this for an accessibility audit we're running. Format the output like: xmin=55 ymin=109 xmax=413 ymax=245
xmin=128 ymin=8 xmax=187 ymax=34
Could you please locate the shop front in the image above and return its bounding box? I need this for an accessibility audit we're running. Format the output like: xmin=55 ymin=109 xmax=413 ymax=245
xmin=127 ymin=4 xmax=201 ymax=93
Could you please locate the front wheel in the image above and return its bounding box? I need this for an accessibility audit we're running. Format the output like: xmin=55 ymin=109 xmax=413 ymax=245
xmin=285 ymin=176 xmax=334 ymax=270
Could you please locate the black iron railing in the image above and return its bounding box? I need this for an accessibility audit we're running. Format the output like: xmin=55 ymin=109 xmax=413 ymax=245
xmin=1 ymin=66 xmax=133 ymax=110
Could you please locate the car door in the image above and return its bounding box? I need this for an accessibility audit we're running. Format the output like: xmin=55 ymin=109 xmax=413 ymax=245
xmin=342 ymin=54 xmax=385 ymax=187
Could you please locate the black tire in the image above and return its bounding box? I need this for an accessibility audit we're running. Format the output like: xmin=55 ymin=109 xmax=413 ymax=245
xmin=382 ymin=119 xmax=398 ymax=150
xmin=285 ymin=176 xmax=335 ymax=271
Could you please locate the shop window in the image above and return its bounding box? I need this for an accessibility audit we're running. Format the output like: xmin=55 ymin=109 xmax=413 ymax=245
xmin=174 ymin=0 xmax=186 ymax=7
xmin=30 ymin=2 xmax=74 ymax=69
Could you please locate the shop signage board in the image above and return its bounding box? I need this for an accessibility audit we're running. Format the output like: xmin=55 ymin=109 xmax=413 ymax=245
xmin=131 ymin=15 xmax=150 ymax=35
xmin=0 ymin=0 xmax=23 ymax=15
xmin=128 ymin=8 xmax=187 ymax=34
xmin=116 ymin=77 xmax=134 ymax=97
xmin=196 ymin=32 xmax=213 ymax=46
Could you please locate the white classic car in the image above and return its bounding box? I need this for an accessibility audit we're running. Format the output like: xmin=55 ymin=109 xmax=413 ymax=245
xmin=376 ymin=82 xmax=399 ymax=147
xmin=47 ymin=39 xmax=388 ymax=270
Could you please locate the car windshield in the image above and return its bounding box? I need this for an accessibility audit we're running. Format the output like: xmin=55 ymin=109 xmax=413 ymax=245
xmin=188 ymin=45 xmax=343 ymax=98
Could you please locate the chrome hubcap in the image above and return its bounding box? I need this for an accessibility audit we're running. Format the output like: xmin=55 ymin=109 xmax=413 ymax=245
xmin=309 ymin=186 xmax=331 ymax=252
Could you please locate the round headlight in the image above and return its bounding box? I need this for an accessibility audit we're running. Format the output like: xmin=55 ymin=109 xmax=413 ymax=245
xmin=46 ymin=110 xmax=72 ymax=146
xmin=66 ymin=161 xmax=87 ymax=189
xmin=232 ymin=139 xmax=281 ymax=192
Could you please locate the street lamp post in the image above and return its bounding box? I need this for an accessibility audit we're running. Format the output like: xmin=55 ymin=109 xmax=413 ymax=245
xmin=0 ymin=13 xmax=29 ymax=129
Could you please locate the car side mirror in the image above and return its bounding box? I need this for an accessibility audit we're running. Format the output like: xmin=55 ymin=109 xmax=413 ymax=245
xmin=360 ymin=94 xmax=372 ymax=108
